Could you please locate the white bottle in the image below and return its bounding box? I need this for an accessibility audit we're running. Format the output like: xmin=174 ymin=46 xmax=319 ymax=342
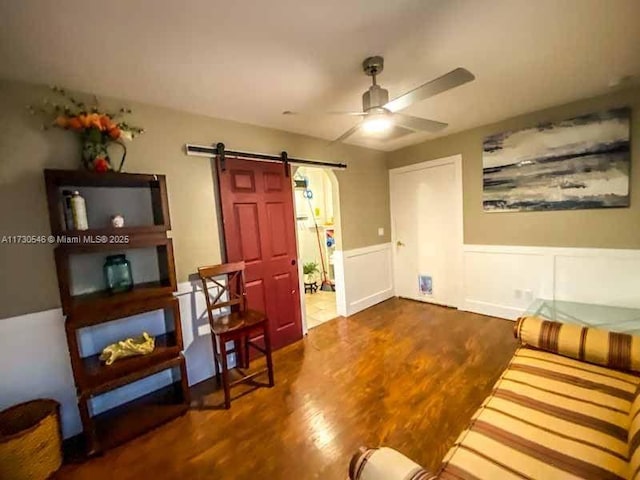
xmin=71 ymin=191 xmax=89 ymax=231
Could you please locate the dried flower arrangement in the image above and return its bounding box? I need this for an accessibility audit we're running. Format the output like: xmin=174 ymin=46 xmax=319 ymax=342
xmin=28 ymin=86 xmax=145 ymax=172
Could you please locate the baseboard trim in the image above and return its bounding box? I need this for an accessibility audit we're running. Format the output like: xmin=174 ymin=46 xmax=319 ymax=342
xmin=462 ymin=299 xmax=522 ymax=321
xmin=348 ymin=287 xmax=394 ymax=316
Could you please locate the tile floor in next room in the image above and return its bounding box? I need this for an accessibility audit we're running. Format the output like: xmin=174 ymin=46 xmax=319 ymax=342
xmin=305 ymin=290 xmax=338 ymax=329
xmin=57 ymin=298 xmax=517 ymax=480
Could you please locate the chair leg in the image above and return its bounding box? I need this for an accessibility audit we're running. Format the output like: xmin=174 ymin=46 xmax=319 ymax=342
xmin=219 ymin=337 xmax=231 ymax=409
xmin=211 ymin=333 xmax=221 ymax=387
xmin=263 ymin=323 xmax=275 ymax=387
xmin=244 ymin=334 xmax=250 ymax=368
xmin=234 ymin=337 xmax=249 ymax=369
xmin=234 ymin=339 xmax=243 ymax=370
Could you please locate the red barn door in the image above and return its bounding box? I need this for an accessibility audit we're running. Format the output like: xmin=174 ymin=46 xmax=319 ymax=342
xmin=217 ymin=158 xmax=303 ymax=350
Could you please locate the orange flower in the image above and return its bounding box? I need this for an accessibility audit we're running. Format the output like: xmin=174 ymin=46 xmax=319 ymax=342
xmin=108 ymin=127 xmax=121 ymax=140
xmin=99 ymin=115 xmax=113 ymax=131
xmin=54 ymin=116 xmax=69 ymax=128
xmin=78 ymin=114 xmax=91 ymax=128
xmin=67 ymin=117 xmax=83 ymax=131
xmin=88 ymin=113 xmax=102 ymax=130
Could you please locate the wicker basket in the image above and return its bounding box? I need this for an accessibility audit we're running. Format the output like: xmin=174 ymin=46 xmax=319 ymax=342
xmin=0 ymin=399 xmax=62 ymax=480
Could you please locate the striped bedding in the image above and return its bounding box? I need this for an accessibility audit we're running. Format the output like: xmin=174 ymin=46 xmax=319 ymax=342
xmin=439 ymin=347 xmax=639 ymax=480
xmin=350 ymin=317 xmax=640 ymax=480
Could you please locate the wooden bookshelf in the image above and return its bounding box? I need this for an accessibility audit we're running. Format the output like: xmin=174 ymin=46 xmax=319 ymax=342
xmin=44 ymin=169 xmax=171 ymax=236
xmin=44 ymin=169 xmax=189 ymax=456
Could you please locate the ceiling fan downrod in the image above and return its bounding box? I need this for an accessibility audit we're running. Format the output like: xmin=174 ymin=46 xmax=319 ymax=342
xmin=362 ymin=56 xmax=390 ymax=113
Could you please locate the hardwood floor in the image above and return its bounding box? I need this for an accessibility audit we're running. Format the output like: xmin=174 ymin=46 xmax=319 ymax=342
xmin=56 ymin=298 xmax=517 ymax=480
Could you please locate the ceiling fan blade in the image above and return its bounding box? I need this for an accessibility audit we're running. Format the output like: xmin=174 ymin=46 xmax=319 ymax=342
xmin=283 ymin=110 xmax=366 ymax=116
xmin=384 ymin=67 xmax=475 ymax=113
xmin=393 ymin=113 xmax=448 ymax=133
xmin=329 ymin=124 xmax=361 ymax=145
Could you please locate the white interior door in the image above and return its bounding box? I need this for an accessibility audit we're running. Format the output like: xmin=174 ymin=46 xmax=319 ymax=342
xmin=390 ymin=155 xmax=463 ymax=307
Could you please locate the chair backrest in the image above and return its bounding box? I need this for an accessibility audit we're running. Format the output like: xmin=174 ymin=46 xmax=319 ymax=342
xmin=198 ymin=261 xmax=247 ymax=323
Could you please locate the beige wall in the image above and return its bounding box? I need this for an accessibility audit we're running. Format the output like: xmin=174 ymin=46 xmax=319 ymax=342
xmin=5 ymin=77 xmax=637 ymax=320
xmin=388 ymin=86 xmax=640 ymax=249
xmin=0 ymin=79 xmax=391 ymax=319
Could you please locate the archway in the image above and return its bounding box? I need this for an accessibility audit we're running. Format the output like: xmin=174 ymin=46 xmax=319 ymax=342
xmin=292 ymin=166 xmax=344 ymax=330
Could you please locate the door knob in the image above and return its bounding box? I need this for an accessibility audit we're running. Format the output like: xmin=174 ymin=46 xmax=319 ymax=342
xmin=396 ymin=241 xmax=405 ymax=247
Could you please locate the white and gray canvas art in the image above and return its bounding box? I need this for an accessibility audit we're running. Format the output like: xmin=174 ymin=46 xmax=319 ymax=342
xmin=483 ymin=108 xmax=630 ymax=212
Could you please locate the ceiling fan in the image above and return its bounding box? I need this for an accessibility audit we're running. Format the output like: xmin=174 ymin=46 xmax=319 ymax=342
xmin=283 ymin=56 xmax=475 ymax=143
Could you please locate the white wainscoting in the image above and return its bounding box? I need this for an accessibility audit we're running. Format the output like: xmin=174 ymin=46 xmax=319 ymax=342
xmin=0 ymin=279 xmax=233 ymax=439
xmin=462 ymin=245 xmax=640 ymax=320
xmin=0 ymin=308 xmax=79 ymax=438
xmin=333 ymin=243 xmax=394 ymax=317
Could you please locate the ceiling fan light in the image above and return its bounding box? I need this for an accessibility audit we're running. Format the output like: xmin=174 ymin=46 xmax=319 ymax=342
xmin=361 ymin=115 xmax=392 ymax=135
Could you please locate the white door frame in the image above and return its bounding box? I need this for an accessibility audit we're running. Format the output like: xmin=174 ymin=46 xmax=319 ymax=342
xmin=389 ymin=154 xmax=464 ymax=308
xmin=291 ymin=166 xmax=346 ymax=333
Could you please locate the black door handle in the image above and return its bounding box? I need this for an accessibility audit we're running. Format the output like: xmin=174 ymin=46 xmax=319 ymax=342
xmin=291 ymin=259 xmax=296 ymax=266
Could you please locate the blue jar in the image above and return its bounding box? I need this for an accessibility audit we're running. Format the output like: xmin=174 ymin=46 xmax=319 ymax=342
xmin=104 ymin=254 xmax=133 ymax=293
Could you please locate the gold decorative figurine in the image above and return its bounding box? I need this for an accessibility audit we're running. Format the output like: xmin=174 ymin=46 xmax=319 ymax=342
xmin=99 ymin=332 xmax=155 ymax=365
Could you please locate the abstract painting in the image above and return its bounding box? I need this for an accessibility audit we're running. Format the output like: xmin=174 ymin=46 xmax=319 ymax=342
xmin=483 ymin=108 xmax=630 ymax=212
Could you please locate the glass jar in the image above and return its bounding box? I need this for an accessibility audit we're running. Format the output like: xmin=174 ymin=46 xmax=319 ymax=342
xmin=103 ymin=254 xmax=133 ymax=293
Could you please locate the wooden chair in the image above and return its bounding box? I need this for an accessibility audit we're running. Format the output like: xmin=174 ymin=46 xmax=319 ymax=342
xmin=198 ymin=261 xmax=274 ymax=409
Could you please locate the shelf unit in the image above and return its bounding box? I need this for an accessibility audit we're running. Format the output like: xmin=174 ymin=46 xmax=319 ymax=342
xmin=44 ymin=169 xmax=189 ymax=456
xmin=44 ymin=169 xmax=171 ymax=236
xmin=54 ymin=236 xmax=177 ymax=316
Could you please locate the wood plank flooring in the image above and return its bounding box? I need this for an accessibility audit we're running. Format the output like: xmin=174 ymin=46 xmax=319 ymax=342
xmin=56 ymin=298 xmax=517 ymax=480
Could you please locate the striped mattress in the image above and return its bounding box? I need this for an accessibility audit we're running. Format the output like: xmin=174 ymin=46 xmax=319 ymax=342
xmin=350 ymin=316 xmax=640 ymax=480
xmin=439 ymin=346 xmax=640 ymax=480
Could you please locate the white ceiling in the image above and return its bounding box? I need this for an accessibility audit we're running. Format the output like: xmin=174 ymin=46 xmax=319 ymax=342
xmin=1 ymin=0 xmax=639 ymax=151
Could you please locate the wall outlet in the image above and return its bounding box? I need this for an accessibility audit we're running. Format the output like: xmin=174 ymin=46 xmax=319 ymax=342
xmin=197 ymin=324 xmax=212 ymax=336
xmin=378 ymin=227 xmax=384 ymax=236
xmin=514 ymin=289 xmax=522 ymax=299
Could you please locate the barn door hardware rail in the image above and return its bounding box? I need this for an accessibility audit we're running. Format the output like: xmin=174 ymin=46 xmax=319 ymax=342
xmin=185 ymin=143 xmax=347 ymax=176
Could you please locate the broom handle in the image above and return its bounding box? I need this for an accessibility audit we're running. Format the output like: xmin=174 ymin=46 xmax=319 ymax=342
xmin=315 ymin=223 xmax=329 ymax=283
xmin=307 ymin=196 xmax=329 ymax=283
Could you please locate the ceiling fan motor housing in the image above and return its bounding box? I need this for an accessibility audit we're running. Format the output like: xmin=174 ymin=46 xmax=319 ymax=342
xmin=362 ymin=85 xmax=389 ymax=111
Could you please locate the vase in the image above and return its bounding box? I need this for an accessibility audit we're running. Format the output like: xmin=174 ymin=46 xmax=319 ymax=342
xmin=82 ymin=139 xmax=111 ymax=172
xmin=80 ymin=127 xmax=127 ymax=173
